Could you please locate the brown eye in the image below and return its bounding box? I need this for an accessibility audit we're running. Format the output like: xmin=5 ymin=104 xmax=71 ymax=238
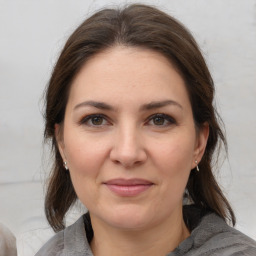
xmin=153 ymin=116 xmax=165 ymax=125
xmin=91 ymin=116 xmax=104 ymax=125
xmin=80 ymin=114 xmax=109 ymax=127
xmin=147 ymin=114 xmax=176 ymax=127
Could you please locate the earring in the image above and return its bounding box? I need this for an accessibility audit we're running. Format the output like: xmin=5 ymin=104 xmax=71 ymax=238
xmin=63 ymin=161 xmax=69 ymax=170
xmin=195 ymin=160 xmax=199 ymax=172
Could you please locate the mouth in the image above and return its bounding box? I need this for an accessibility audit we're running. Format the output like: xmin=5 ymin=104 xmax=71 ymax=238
xmin=103 ymin=178 xmax=154 ymax=197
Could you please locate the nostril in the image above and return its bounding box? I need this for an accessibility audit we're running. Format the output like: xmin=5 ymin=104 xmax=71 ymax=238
xmin=110 ymin=147 xmax=147 ymax=168
xmin=109 ymin=131 xmax=147 ymax=168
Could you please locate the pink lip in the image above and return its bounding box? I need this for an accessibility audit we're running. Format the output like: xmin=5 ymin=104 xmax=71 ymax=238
xmin=103 ymin=179 xmax=153 ymax=197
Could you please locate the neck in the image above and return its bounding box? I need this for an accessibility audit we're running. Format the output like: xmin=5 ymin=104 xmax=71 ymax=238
xmin=90 ymin=210 xmax=190 ymax=256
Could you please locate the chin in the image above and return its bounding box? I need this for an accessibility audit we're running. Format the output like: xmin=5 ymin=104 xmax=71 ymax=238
xmin=99 ymin=204 xmax=156 ymax=231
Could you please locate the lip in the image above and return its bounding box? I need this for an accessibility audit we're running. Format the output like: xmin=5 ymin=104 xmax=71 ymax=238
xmin=103 ymin=178 xmax=154 ymax=197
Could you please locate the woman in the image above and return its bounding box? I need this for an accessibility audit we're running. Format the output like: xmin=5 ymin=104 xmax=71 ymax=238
xmin=36 ymin=4 xmax=256 ymax=256
xmin=0 ymin=223 xmax=17 ymax=256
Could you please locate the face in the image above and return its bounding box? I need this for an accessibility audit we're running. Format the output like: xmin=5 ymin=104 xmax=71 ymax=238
xmin=57 ymin=46 xmax=208 ymax=231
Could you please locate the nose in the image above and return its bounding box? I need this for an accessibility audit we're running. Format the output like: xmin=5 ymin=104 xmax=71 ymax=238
xmin=110 ymin=125 xmax=147 ymax=168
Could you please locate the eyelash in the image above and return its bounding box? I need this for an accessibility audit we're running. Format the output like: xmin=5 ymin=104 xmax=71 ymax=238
xmin=79 ymin=114 xmax=109 ymax=127
xmin=146 ymin=113 xmax=176 ymax=126
xmin=79 ymin=113 xmax=176 ymax=127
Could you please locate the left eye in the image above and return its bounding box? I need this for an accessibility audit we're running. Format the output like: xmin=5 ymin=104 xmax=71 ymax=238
xmin=90 ymin=116 xmax=105 ymax=125
xmin=147 ymin=114 xmax=176 ymax=126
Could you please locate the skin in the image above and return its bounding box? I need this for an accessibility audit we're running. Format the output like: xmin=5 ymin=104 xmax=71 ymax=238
xmin=56 ymin=46 xmax=209 ymax=256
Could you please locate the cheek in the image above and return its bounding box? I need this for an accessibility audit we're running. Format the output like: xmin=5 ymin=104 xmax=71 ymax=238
xmin=64 ymin=131 xmax=110 ymax=179
xmin=63 ymin=133 xmax=110 ymax=206
xmin=154 ymin=137 xmax=194 ymax=170
xmin=151 ymin=134 xmax=195 ymax=191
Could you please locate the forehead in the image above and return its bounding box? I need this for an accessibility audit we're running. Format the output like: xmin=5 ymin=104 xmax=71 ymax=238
xmin=67 ymin=46 xmax=191 ymax=110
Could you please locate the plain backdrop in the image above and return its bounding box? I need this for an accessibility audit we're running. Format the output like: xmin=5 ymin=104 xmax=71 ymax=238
xmin=0 ymin=0 xmax=256 ymax=255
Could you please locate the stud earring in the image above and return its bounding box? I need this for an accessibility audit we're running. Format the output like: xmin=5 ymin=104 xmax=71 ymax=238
xmin=195 ymin=160 xmax=199 ymax=172
xmin=63 ymin=161 xmax=69 ymax=170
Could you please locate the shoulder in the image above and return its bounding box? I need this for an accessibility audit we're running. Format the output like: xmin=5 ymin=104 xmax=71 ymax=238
xmin=35 ymin=215 xmax=92 ymax=256
xmin=0 ymin=223 xmax=17 ymax=256
xmin=222 ymin=227 xmax=256 ymax=255
xmin=194 ymin=213 xmax=256 ymax=255
xmin=34 ymin=229 xmax=64 ymax=256
xmin=174 ymin=207 xmax=256 ymax=256
xmin=195 ymin=214 xmax=256 ymax=255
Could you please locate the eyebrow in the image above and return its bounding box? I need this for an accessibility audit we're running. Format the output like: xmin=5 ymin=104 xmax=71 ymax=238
xmin=74 ymin=101 xmax=114 ymax=111
xmin=140 ymin=100 xmax=183 ymax=111
xmin=74 ymin=99 xmax=183 ymax=111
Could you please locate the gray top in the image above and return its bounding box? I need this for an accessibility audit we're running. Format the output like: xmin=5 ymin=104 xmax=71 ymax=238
xmin=35 ymin=206 xmax=256 ymax=256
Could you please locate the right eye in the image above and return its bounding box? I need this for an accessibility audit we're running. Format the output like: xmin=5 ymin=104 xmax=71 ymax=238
xmin=79 ymin=114 xmax=109 ymax=127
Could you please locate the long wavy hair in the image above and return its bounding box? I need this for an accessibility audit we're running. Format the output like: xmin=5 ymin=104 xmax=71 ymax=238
xmin=43 ymin=4 xmax=235 ymax=232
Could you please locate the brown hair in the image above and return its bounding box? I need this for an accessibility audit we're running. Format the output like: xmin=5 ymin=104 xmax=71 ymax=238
xmin=44 ymin=4 xmax=235 ymax=232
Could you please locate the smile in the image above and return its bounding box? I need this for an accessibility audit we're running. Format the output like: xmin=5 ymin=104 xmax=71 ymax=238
xmin=103 ymin=178 xmax=154 ymax=197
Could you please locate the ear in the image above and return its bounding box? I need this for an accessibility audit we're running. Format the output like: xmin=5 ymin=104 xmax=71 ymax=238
xmin=191 ymin=122 xmax=209 ymax=169
xmin=55 ymin=123 xmax=66 ymax=161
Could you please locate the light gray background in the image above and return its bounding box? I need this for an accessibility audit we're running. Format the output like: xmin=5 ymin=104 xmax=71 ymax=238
xmin=0 ymin=0 xmax=256 ymax=255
